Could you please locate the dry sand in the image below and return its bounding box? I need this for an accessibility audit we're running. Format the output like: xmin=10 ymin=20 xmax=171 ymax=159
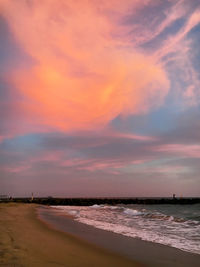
xmin=0 ymin=203 xmax=140 ymax=267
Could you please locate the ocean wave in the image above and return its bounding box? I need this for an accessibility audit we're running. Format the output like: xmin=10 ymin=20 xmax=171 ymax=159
xmin=123 ymin=208 xmax=144 ymax=216
xmin=91 ymin=204 xmax=102 ymax=208
xmin=50 ymin=204 xmax=200 ymax=254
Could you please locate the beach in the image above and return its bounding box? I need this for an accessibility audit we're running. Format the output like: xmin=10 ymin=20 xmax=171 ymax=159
xmin=38 ymin=205 xmax=200 ymax=267
xmin=1 ymin=203 xmax=200 ymax=267
xmin=1 ymin=1 xmax=200 ymax=265
xmin=0 ymin=203 xmax=140 ymax=266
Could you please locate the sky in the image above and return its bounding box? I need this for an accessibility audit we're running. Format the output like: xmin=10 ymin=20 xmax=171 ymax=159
xmin=0 ymin=0 xmax=200 ymax=197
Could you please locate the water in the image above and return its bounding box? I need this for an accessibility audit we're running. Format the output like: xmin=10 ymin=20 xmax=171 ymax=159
xmin=51 ymin=204 xmax=200 ymax=255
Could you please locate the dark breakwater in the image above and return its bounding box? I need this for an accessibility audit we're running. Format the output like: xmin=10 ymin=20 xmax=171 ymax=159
xmin=3 ymin=197 xmax=200 ymax=205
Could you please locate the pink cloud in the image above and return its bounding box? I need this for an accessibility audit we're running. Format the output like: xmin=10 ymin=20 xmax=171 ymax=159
xmin=1 ymin=0 xmax=169 ymax=134
xmin=109 ymin=131 xmax=156 ymax=141
xmin=2 ymin=165 xmax=30 ymax=174
xmin=155 ymin=144 xmax=200 ymax=158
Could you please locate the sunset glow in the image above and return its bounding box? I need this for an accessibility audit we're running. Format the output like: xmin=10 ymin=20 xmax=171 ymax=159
xmin=1 ymin=0 xmax=200 ymax=197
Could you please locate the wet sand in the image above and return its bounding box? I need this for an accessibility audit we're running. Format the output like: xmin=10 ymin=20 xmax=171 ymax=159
xmin=38 ymin=205 xmax=200 ymax=267
xmin=1 ymin=203 xmax=200 ymax=267
xmin=0 ymin=203 xmax=140 ymax=266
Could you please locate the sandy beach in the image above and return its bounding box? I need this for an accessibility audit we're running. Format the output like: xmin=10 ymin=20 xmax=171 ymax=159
xmin=1 ymin=203 xmax=200 ymax=267
xmin=0 ymin=203 xmax=140 ymax=266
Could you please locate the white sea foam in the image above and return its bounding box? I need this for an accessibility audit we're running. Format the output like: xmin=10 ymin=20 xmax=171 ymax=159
xmin=50 ymin=204 xmax=200 ymax=255
xmin=91 ymin=204 xmax=102 ymax=208
xmin=123 ymin=208 xmax=144 ymax=216
xmin=67 ymin=210 xmax=79 ymax=216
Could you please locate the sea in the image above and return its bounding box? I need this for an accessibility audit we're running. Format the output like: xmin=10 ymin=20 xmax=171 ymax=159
xmin=50 ymin=204 xmax=200 ymax=255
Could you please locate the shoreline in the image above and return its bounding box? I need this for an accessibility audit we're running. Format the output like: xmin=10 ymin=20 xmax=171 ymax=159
xmin=38 ymin=205 xmax=200 ymax=267
xmin=0 ymin=203 xmax=140 ymax=266
xmin=1 ymin=203 xmax=200 ymax=267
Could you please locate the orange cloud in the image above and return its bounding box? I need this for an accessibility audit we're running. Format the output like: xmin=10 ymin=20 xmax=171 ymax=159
xmin=1 ymin=0 xmax=169 ymax=131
